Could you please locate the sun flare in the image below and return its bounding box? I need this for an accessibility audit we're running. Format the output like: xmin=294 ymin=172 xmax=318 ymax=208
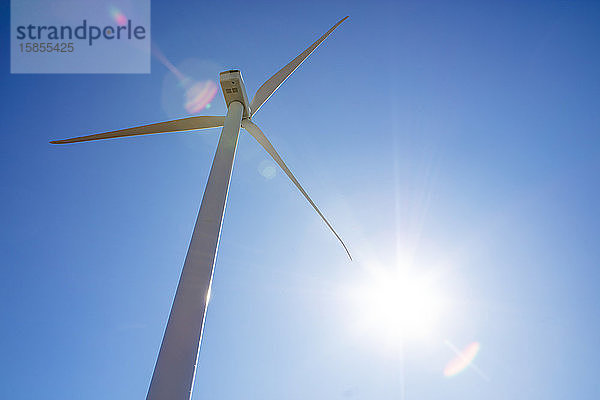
xmin=348 ymin=268 xmax=444 ymax=343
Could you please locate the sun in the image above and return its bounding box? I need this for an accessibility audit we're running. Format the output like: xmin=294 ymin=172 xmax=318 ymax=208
xmin=348 ymin=267 xmax=444 ymax=343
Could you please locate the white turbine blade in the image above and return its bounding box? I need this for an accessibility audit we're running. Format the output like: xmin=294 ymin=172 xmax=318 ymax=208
xmin=50 ymin=115 xmax=225 ymax=144
xmin=242 ymin=120 xmax=351 ymax=260
xmin=249 ymin=16 xmax=348 ymax=117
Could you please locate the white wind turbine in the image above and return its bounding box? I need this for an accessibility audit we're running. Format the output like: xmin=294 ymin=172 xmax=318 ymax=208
xmin=51 ymin=16 xmax=350 ymax=400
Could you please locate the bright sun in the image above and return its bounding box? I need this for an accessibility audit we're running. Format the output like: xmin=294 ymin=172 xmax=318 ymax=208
xmin=349 ymin=268 xmax=444 ymax=342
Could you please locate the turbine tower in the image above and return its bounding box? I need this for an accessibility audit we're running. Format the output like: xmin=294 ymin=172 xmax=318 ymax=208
xmin=51 ymin=16 xmax=350 ymax=400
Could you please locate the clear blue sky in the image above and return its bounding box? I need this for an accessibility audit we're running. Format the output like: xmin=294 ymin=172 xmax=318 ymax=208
xmin=2 ymin=1 xmax=600 ymax=399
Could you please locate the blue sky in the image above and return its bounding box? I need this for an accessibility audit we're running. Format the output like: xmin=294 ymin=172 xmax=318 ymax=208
xmin=2 ymin=0 xmax=600 ymax=399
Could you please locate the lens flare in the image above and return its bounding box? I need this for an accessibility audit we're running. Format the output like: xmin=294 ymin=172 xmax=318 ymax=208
xmin=109 ymin=6 xmax=128 ymax=26
xmin=154 ymin=45 xmax=219 ymax=115
xmin=185 ymin=80 xmax=218 ymax=114
xmin=258 ymin=160 xmax=277 ymax=179
xmin=443 ymin=341 xmax=481 ymax=377
xmin=153 ymin=44 xmax=187 ymax=83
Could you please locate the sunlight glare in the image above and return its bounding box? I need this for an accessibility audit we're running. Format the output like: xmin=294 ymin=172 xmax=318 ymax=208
xmin=350 ymin=268 xmax=443 ymax=342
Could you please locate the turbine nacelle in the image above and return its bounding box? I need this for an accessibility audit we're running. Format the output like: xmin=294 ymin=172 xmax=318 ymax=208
xmin=219 ymin=70 xmax=251 ymax=119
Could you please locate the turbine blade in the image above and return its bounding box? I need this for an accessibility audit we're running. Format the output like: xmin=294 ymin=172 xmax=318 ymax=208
xmin=50 ymin=115 xmax=225 ymax=144
xmin=242 ymin=120 xmax=352 ymax=260
xmin=249 ymin=16 xmax=348 ymax=117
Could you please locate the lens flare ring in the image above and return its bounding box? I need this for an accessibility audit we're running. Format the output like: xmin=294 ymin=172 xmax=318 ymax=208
xmin=443 ymin=341 xmax=482 ymax=377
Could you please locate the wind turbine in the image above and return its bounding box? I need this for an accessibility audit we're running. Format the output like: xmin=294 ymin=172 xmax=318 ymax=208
xmin=51 ymin=16 xmax=350 ymax=400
